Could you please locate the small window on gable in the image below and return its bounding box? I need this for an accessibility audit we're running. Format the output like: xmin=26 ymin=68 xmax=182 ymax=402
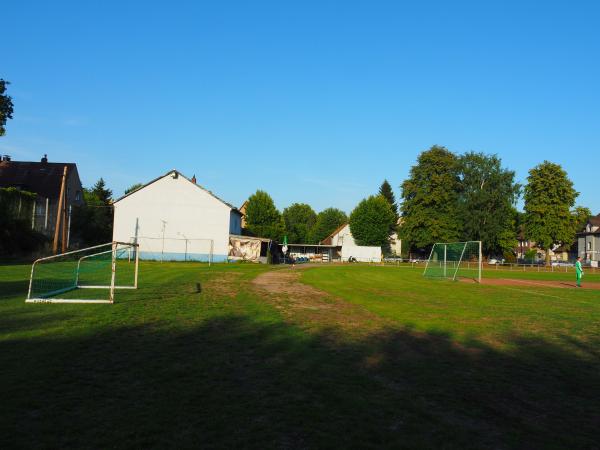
xmin=75 ymin=190 xmax=81 ymax=201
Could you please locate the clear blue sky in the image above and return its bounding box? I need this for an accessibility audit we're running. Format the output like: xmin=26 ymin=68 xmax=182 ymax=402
xmin=2 ymin=0 xmax=599 ymax=214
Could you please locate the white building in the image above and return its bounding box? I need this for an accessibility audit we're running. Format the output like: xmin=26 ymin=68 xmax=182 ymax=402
xmin=112 ymin=170 xmax=242 ymax=262
xmin=578 ymin=214 xmax=600 ymax=267
xmin=321 ymin=224 xmax=383 ymax=262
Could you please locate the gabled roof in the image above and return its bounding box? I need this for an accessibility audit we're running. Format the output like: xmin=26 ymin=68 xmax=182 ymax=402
xmin=319 ymin=222 xmax=348 ymax=245
xmin=589 ymin=214 xmax=600 ymax=227
xmin=0 ymin=159 xmax=79 ymax=199
xmin=113 ymin=169 xmax=241 ymax=213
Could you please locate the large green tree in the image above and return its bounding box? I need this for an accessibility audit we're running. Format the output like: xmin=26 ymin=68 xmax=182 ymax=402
xmin=378 ymin=179 xmax=398 ymax=221
xmin=310 ymin=208 xmax=347 ymax=243
xmin=244 ymin=190 xmax=285 ymax=240
xmin=400 ymin=146 xmax=462 ymax=250
xmin=523 ymin=161 xmax=578 ymax=264
xmin=457 ymin=152 xmax=521 ymax=255
xmin=0 ymin=79 xmax=14 ymax=136
xmin=282 ymin=203 xmax=317 ymax=244
xmin=71 ymin=178 xmax=114 ymax=245
xmin=349 ymin=195 xmax=396 ymax=248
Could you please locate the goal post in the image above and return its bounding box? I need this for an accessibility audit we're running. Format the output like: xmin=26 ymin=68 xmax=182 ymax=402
xmin=26 ymin=241 xmax=139 ymax=304
xmin=423 ymin=241 xmax=482 ymax=283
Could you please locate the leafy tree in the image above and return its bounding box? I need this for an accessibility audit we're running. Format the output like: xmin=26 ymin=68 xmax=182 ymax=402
xmin=245 ymin=190 xmax=285 ymax=240
xmin=71 ymin=178 xmax=114 ymax=245
xmin=124 ymin=183 xmax=144 ymax=195
xmin=310 ymin=208 xmax=347 ymax=243
xmin=400 ymin=146 xmax=462 ymax=250
xmin=457 ymin=152 xmax=521 ymax=255
xmin=0 ymin=79 xmax=14 ymax=136
xmin=282 ymin=203 xmax=317 ymax=243
xmin=349 ymin=195 xmax=396 ymax=248
xmin=524 ymin=248 xmax=538 ymax=262
xmin=572 ymin=206 xmax=592 ymax=233
xmin=378 ymin=179 xmax=398 ymax=221
xmin=523 ymin=161 xmax=578 ymax=264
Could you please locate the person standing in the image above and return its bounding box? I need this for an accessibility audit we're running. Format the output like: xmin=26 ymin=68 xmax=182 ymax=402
xmin=575 ymin=256 xmax=584 ymax=288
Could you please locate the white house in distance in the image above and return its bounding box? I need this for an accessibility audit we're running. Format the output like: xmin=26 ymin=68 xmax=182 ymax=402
xmin=578 ymin=213 xmax=600 ymax=267
xmin=112 ymin=170 xmax=243 ymax=262
xmin=321 ymin=223 xmax=383 ymax=262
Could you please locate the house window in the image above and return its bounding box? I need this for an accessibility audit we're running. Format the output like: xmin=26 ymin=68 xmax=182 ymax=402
xmin=588 ymin=242 xmax=592 ymax=251
xmin=75 ymin=190 xmax=81 ymax=201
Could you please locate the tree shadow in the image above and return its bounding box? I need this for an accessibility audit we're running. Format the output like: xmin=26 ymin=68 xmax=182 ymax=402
xmin=0 ymin=280 xmax=31 ymax=300
xmin=1 ymin=315 xmax=598 ymax=449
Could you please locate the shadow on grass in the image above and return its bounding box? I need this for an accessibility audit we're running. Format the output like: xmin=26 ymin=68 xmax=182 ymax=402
xmin=1 ymin=315 xmax=598 ymax=449
xmin=0 ymin=280 xmax=30 ymax=300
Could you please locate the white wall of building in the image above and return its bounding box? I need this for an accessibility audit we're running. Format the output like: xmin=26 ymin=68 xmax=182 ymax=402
xmin=113 ymin=172 xmax=239 ymax=262
xmin=330 ymin=224 xmax=382 ymax=262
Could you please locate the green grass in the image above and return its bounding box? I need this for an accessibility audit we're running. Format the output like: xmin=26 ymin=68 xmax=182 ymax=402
xmin=1 ymin=262 xmax=599 ymax=448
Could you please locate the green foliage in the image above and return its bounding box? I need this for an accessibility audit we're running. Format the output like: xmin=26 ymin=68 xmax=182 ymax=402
xmin=503 ymin=251 xmax=516 ymax=263
xmin=349 ymin=195 xmax=396 ymax=247
xmin=400 ymin=146 xmax=462 ymax=250
xmin=124 ymin=183 xmax=144 ymax=195
xmin=378 ymin=180 xmax=398 ymax=221
xmin=572 ymin=206 xmax=592 ymax=232
xmin=523 ymin=161 xmax=578 ymax=263
xmin=245 ymin=190 xmax=285 ymax=241
xmin=0 ymin=79 xmax=14 ymax=136
xmin=0 ymin=187 xmax=36 ymax=221
xmin=309 ymin=208 xmax=347 ymax=243
xmin=71 ymin=178 xmax=114 ymax=245
xmin=282 ymin=203 xmax=317 ymax=244
xmin=524 ymin=248 xmax=538 ymax=261
xmin=0 ymin=188 xmax=46 ymax=255
xmin=457 ymin=152 xmax=521 ymax=255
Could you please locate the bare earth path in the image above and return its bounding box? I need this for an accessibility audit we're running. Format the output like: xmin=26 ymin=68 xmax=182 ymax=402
xmin=251 ymin=267 xmax=391 ymax=339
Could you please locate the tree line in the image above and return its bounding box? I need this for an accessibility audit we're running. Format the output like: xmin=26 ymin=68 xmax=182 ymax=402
xmin=245 ymin=145 xmax=591 ymax=262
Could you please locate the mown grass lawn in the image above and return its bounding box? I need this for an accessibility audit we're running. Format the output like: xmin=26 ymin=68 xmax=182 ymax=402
xmin=1 ymin=262 xmax=599 ymax=449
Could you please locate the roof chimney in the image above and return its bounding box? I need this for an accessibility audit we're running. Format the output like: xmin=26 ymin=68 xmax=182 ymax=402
xmin=191 ymin=174 xmax=197 ymax=184
xmin=41 ymin=154 xmax=48 ymax=163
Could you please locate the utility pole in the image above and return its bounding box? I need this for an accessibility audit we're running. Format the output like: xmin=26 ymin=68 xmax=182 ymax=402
xmin=61 ymin=186 xmax=68 ymax=254
xmin=53 ymin=166 xmax=68 ymax=254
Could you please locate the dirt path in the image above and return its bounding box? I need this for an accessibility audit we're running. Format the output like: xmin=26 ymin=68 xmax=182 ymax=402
xmin=251 ymin=268 xmax=390 ymax=338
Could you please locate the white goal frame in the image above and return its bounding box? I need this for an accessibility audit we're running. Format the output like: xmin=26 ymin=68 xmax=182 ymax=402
xmin=26 ymin=241 xmax=139 ymax=304
xmin=423 ymin=240 xmax=482 ymax=283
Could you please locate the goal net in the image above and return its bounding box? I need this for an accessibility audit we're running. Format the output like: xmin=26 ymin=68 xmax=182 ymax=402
xmin=26 ymin=242 xmax=139 ymax=304
xmin=423 ymin=241 xmax=482 ymax=283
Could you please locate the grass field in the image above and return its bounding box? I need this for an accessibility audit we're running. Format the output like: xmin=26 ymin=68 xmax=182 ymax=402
xmin=1 ymin=262 xmax=599 ymax=449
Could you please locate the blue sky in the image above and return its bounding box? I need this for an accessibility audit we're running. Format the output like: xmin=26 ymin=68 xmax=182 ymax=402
xmin=2 ymin=0 xmax=599 ymax=214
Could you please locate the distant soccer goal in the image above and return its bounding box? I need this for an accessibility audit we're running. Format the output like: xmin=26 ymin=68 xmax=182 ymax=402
xmin=423 ymin=241 xmax=482 ymax=283
xmin=26 ymin=242 xmax=139 ymax=304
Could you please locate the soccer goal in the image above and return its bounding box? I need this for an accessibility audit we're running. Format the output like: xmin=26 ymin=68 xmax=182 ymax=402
xmin=423 ymin=241 xmax=482 ymax=283
xmin=26 ymin=242 xmax=139 ymax=304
